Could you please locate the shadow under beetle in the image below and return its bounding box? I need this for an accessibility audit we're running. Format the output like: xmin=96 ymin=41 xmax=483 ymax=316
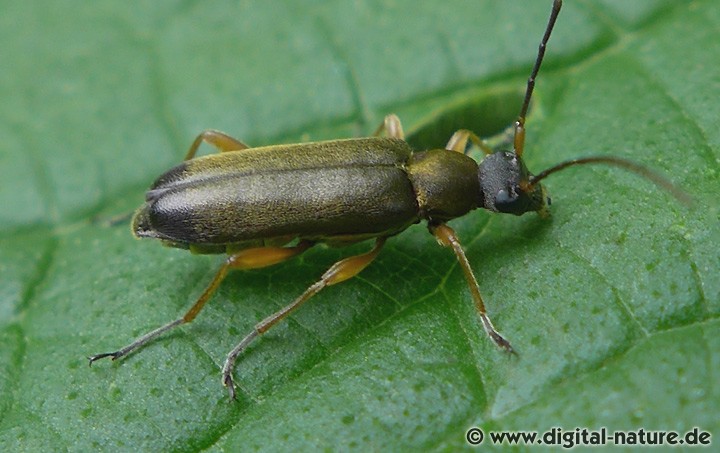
xmin=89 ymin=0 xmax=688 ymax=400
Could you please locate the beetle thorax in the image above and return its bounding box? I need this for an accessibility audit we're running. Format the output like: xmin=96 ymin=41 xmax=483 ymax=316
xmin=405 ymin=149 xmax=480 ymax=222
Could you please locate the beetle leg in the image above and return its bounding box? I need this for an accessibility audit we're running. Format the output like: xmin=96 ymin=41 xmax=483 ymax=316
xmin=445 ymin=129 xmax=494 ymax=156
xmin=222 ymin=237 xmax=386 ymax=400
xmin=429 ymin=223 xmax=515 ymax=354
xmin=372 ymin=114 xmax=405 ymax=139
xmin=88 ymin=241 xmax=312 ymax=366
xmin=184 ymin=129 xmax=251 ymax=160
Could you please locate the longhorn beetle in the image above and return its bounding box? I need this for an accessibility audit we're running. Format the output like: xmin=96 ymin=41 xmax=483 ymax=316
xmin=89 ymin=0 xmax=688 ymax=400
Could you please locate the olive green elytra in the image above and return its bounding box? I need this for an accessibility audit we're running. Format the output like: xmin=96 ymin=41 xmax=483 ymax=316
xmin=132 ymin=137 xmax=481 ymax=253
xmin=89 ymin=0 xmax=687 ymax=400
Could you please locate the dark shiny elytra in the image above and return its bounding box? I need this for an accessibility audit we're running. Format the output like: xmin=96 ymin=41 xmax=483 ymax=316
xmin=133 ymin=137 xmax=486 ymax=249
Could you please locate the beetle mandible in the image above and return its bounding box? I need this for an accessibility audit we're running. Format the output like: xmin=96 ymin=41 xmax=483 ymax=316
xmin=89 ymin=0 xmax=687 ymax=400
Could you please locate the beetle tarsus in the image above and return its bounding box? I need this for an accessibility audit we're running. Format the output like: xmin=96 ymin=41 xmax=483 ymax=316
xmin=223 ymin=374 xmax=238 ymax=401
xmin=490 ymin=331 xmax=517 ymax=355
xmin=87 ymin=351 xmax=120 ymax=365
xmin=221 ymin=329 xmax=259 ymax=401
xmin=479 ymin=313 xmax=516 ymax=354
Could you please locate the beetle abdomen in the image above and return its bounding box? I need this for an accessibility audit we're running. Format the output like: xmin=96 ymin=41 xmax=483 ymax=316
xmin=133 ymin=138 xmax=420 ymax=248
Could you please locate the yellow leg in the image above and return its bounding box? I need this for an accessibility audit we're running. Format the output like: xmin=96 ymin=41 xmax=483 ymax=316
xmin=222 ymin=238 xmax=386 ymax=400
xmin=430 ymin=223 xmax=514 ymax=353
xmin=372 ymin=114 xmax=405 ymax=139
xmin=88 ymin=241 xmax=312 ymax=365
xmin=184 ymin=129 xmax=251 ymax=160
xmin=445 ymin=129 xmax=494 ymax=155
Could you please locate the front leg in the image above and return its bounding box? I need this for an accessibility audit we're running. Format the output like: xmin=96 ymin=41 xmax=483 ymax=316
xmin=429 ymin=223 xmax=514 ymax=353
xmin=445 ymin=129 xmax=494 ymax=155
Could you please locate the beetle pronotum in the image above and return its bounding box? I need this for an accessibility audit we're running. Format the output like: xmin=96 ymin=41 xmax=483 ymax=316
xmin=89 ymin=0 xmax=687 ymax=399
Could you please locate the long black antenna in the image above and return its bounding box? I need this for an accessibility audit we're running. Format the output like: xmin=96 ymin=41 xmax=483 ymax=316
xmin=527 ymin=156 xmax=692 ymax=205
xmin=514 ymin=0 xmax=562 ymax=157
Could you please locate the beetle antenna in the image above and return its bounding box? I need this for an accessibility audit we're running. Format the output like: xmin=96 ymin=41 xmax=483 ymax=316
xmin=526 ymin=156 xmax=692 ymax=205
xmin=514 ymin=0 xmax=562 ymax=158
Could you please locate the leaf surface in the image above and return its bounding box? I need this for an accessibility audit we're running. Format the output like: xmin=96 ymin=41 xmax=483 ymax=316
xmin=0 ymin=0 xmax=717 ymax=451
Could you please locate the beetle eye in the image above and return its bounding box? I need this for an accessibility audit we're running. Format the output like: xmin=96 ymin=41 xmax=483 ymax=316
xmin=495 ymin=187 xmax=518 ymax=207
xmin=493 ymin=186 xmax=525 ymax=214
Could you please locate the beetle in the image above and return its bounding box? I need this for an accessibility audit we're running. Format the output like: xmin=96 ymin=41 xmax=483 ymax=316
xmin=89 ymin=0 xmax=688 ymax=400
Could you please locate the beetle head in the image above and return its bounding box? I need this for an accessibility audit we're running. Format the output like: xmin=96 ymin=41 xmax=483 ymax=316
xmin=474 ymin=0 xmax=687 ymax=218
xmin=478 ymin=151 xmax=550 ymax=217
xmin=478 ymin=151 xmax=689 ymax=218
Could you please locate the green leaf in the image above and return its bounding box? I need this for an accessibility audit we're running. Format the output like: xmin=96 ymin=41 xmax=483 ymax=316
xmin=1 ymin=0 xmax=717 ymax=451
